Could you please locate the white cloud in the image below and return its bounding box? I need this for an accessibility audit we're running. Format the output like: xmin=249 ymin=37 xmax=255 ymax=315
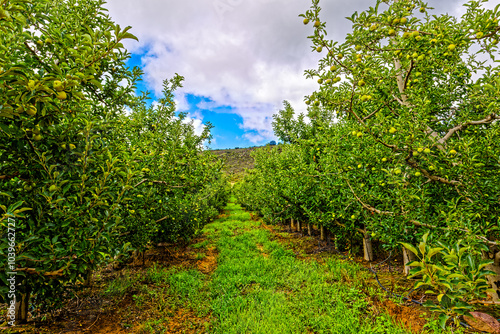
xmin=174 ymin=94 xmax=190 ymax=112
xmin=243 ymin=132 xmax=266 ymax=144
xmin=104 ymin=0 xmax=486 ymax=141
xmin=182 ymin=115 xmax=205 ymax=136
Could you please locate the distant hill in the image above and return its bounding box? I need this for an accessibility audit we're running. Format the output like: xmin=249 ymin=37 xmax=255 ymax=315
xmin=210 ymin=146 xmax=261 ymax=182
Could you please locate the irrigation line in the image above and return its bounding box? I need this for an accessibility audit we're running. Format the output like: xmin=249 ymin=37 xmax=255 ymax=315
xmin=371 ymin=250 xmax=393 ymax=268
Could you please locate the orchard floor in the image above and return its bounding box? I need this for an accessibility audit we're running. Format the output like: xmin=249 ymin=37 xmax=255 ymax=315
xmin=3 ymin=199 xmax=466 ymax=334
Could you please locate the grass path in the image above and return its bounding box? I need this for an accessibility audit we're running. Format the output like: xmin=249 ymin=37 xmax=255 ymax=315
xmin=199 ymin=200 xmax=414 ymax=334
xmin=128 ymin=198 xmax=462 ymax=333
xmin=4 ymin=199 xmax=462 ymax=333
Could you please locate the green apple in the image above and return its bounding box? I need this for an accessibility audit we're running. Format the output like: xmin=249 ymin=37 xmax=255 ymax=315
xmin=26 ymin=105 xmax=37 ymax=116
xmin=53 ymin=80 xmax=64 ymax=91
xmin=56 ymin=91 xmax=67 ymax=100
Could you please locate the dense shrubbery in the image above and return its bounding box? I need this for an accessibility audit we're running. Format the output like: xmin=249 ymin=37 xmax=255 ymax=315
xmin=235 ymin=0 xmax=500 ymax=326
xmin=0 ymin=0 xmax=228 ymax=321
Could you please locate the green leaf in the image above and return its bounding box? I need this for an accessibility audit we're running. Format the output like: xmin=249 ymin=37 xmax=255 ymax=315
xmin=427 ymin=247 xmax=443 ymax=259
xmin=422 ymin=232 xmax=429 ymax=243
xmin=437 ymin=314 xmax=449 ymax=331
xmin=401 ymin=242 xmax=419 ymax=257
xmin=467 ymin=254 xmax=475 ymax=269
xmin=120 ymin=32 xmax=139 ymax=42
xmin=447 ymin=273 xmax=465 ymax=279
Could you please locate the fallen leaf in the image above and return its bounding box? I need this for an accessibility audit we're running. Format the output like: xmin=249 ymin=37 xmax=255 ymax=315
xmin=464 ymin=312 xmax=500 ymax=333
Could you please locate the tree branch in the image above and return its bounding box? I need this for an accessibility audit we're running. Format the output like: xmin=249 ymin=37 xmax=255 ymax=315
xmin=134 ymin=179 xmax=184 ymax=188
xmin=345 ymin=179 xmax=395 ymax=215
xmin=440 ymin=113 xmax=499 ymax=143
xmin=405 ymin=158 xmax=462 ymax=186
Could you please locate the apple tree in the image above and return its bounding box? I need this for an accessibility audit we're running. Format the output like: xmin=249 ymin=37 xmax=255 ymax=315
xmin=0 ymin=0 xmax=147 ymax=320
xmin=301 ymin=0 xmax=500 ymax=309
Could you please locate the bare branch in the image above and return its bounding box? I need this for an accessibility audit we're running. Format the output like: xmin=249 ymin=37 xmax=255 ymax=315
xmin=440 ymin=113 xmax=500 ymax=144
xmin=405 ymin=158 xmax=462 ymax=186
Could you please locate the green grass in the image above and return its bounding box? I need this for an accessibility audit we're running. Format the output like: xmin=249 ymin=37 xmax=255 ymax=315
xmin=99 ymin=197 xmax=463 ymax=334
xmin=202 ymin=200 xmax=407 ymax=334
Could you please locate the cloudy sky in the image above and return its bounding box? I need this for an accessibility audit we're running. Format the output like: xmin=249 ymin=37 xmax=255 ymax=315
xmin=103 ymin=0 xmax=496 ymax=149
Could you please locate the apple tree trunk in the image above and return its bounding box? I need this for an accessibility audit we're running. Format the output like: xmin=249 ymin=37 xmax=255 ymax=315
xmin=403 ymin=247 xmax=417 ymax=276
xmin=483 ymin=247 xmax=500 ymax=301
xmin=363 ymin=231 xmax=374 ymax=262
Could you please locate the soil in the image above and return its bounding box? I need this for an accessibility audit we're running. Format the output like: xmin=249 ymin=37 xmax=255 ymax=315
xmin=382 ymin=300 xmax=427 ymax=332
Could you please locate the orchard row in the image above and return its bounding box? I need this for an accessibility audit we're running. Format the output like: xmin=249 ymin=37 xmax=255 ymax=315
xmin=235 ymin=0 xmax=500 ymax=327
xmin=0 ymin=0 xmax=229 ymax=321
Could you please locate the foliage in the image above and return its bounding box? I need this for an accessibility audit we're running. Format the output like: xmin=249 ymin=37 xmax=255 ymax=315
xmin=235 ymin=0 xmax=500 ymax=323
xmin=0 ymin=0 xmax=228 ymax=314
xmin=403 ymin=233 xmax=495 ymax=328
